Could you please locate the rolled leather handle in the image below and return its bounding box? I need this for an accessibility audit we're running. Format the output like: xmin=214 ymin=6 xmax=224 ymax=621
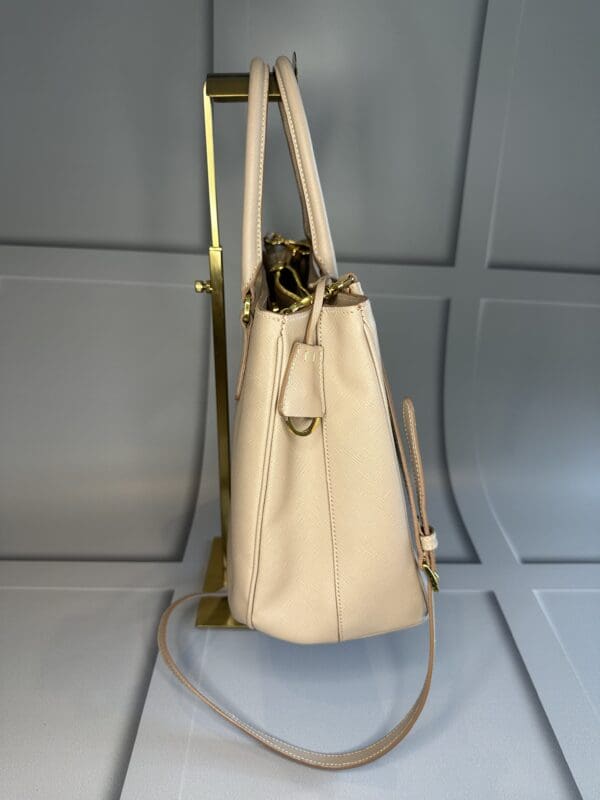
xmin=241 ymin=57 xmax=338 ymax=299
xmin=241 ymin=58 xmax=270 ymax=300
xmin=273 ymin=55 xmax=337 ymax=280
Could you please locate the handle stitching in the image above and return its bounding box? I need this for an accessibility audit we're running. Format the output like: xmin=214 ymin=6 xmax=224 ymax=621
xmin=276 ymin=65 xmax=321 ymax=265
xmin=319 ymin=313 xmax=344 ymax=641
xmin=254 ymin=63 xmax=269 ymax=282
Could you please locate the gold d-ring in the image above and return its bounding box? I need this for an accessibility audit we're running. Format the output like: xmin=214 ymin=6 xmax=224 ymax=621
xmin=421 ymin=561 xmax=440 ymax=592
xmin=285 ymin=417 xmax=320 ymax=436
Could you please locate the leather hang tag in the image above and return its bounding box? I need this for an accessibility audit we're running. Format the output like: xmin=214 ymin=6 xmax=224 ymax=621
xmin=278 ymin=341 xmax=325 ymax=420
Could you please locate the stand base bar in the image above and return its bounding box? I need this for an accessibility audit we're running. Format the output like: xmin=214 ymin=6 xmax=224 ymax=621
xmin=195 ymin=595 xmax=246 ymax=628
xmin=195 ymin=536 xmax=247 ymax=629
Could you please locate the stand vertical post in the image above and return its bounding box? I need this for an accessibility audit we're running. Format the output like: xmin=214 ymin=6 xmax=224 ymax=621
xmin=194 ymin=68 xmax=288 ymax=628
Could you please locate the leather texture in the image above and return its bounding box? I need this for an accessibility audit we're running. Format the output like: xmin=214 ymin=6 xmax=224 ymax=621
xmin=158 ymin=377 xmax=437 ymax=769
xmin=241 ymin=57 xmax=337 ymax=299
xmin=158 ymin=55 xmax=439 ymax=769
xmin=278 ymin=342 xmax=326 ymax=420
xmin=273 ymin=56 xmax=337 ymax=279
xmin=229 ymin=57 xmax=435 ymax=644
xmin=241 ymin=59 xmax=270 ymax=300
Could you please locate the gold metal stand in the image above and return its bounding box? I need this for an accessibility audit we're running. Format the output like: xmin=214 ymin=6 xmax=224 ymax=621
xmin=194 ymin=62 xmax=294 ymax=628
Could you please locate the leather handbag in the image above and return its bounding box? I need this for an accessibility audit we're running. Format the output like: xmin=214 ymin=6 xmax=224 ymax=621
xmin=159 ymin=56 xmax=439 ymax=769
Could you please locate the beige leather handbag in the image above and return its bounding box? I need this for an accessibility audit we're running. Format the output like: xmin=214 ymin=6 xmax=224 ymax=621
xmin=159 ymin=56 xmax=439 ymax=769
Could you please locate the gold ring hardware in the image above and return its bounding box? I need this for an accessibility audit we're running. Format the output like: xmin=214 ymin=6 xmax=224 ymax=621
xmin=281 ymin=295 xmax=313 ymax=314
xmin=285 ymin=417 xmax=320 ymax=436
xmin=421 ymin=561 xmax=440 ymax=592
xmin=242 ymin=292 xmax=252 ymax=325
xmin=325 ymin=273 xmax=357 ymax=298
xmin=282 ymin=274 xmax=358 ymax=315
xmin=264 ymin=232 xmax=311 ymax=257
xmin=194 ymin=280 xmax=213 ymax=294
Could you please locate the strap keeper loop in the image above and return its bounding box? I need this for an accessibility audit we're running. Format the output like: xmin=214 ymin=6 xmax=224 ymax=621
xmin=420 ymin=526 xmax=438 ymax=552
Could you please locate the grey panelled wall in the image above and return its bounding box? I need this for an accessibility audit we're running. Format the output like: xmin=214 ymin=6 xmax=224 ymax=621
xmin=0 ymin=2 xmax=599 ymax=799
xmin=0 ymin=272 xmax=209 ymax=560
xmin=0 ymin=1 xmax=214 ymax=797
xmin=488 ymin=0 xmax=600 ymax=273
xmin=0 ymin=0 xmax=207 ymax=250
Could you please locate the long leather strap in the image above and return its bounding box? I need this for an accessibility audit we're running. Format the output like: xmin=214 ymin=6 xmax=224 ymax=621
xmin=241 ymin=57 xmax=337 ymax=299
xmin=157 ymin=380 xmax=437 ymax=770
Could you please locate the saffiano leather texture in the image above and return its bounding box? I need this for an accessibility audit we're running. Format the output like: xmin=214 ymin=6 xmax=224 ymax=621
xmin=230 ymin=56 xmax=430 ymax=644
xmin=158 ymin=55 xmax=439 ymax=768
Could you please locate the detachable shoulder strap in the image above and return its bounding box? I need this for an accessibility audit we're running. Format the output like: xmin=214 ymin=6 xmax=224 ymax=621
xmin=241 ymin=56 xmax=337 ymax=300
xmin=157 ymin=377 xmax=438 ymax=770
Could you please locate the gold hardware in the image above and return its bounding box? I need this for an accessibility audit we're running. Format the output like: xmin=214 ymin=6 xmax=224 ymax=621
xmin=242 ymin=292 xmax=252 ymax=325
xmin=202 ymin=535 xmax=227 ymax=592
xmin=264 ymin=232 xmax=311 ymax=257
xmin=196 ymin=595 xmax=248 ymax=628
xmin=204 ymin=57 xmax=296 ymax=103
xmin=206 ymin=74 xmax=282 ymax=102
xmin=421 ymin=561 xmax=440 ymax=592
xmin=194 ymin=280 xmax=213 ymax=294
xmin=203 ymin=77 xmax=231 ymax=566
xmin=285 ymin=417 xmax=321 ymax=436
xmin=281 ymin=294 xmax=314 ymax=314
xmin=282 ymin=273 xmax=357 ymax=315
xmin=326 ymin=273 xmax=357 ymax=297
xmin=264 ymin=232 xmax=312 ymax=311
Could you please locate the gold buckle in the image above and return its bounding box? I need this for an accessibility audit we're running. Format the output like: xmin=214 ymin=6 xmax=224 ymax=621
xmin=421 ymin=561 xmax=440 ymax=592
xmin=242 ymin=292 xmax=252 ymax=325
xmin=281 ymin=294 xmax=314 ymax=314
xmin=324 ymin=273 xmax=356 ymax=299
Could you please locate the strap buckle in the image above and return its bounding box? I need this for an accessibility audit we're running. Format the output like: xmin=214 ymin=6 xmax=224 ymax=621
xmin=421 ymin=561 xmax=440 ymax=592
xmin=242 ymin=292 xmax=252 ymax=325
